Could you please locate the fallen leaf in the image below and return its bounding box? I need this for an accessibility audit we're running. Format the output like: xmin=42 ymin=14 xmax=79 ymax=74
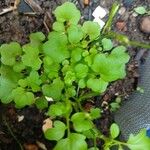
xmin=42 ymin=118 xmax=53 ymax=132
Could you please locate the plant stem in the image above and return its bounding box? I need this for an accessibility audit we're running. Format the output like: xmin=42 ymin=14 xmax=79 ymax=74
xmin=129 ymin=40 xmax=150 ymax=49
xmin=102 ymin=2 xmax=120 ymax=34
xmin=79 ymin=92 xmax=100 ymax=101
xmin=66 ymin=114 xmax=70 ymax=137
xmin=76 ymin=100 xmax=83 ymax=111
xmin=2 ymin=115 xmax=24 ymax=150
xmin=107 ymin=31 xmax=150 ymax=49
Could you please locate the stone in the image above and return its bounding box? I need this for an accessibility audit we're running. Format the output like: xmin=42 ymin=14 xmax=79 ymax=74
xmin=140 ymin=16 xmax=150 ymax=34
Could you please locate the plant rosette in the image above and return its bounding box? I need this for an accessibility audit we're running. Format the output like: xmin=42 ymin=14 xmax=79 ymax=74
xmin=0 ymin=2 xmax=150 ymax=150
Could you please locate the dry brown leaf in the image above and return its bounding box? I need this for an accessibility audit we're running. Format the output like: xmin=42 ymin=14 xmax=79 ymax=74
xmin=42 ymin=118 xmax=53 ymax=132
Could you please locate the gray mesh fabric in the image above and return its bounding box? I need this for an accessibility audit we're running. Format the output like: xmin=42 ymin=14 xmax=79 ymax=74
xmin=115 ymin=51 xmax=150 ymax=139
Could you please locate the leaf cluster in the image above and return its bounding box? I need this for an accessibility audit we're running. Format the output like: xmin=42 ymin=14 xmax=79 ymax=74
xmin=0 ymin=2 xmax=149 ymax=150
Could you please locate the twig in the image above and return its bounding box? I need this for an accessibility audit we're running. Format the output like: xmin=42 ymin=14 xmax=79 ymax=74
xmin=24 ymin=0 xmax=43 ymax=13
xmin=0 ymin=0 xmax=20 ymax=16
xmin=2 ymin=115 xmax=24 ymax=150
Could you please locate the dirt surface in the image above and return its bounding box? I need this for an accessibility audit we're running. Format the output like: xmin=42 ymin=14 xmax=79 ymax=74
xmin=0 ymin=0 xmax=150 ymax=149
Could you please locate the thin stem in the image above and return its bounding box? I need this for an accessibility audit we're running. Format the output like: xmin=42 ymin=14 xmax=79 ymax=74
xmin=76 ymin=100 xmax=83 ymax=111
xmin=79 ymin=92 xmax=100 ymax=102
xmin=2 ymin=115 xmax=24 ymax=150
xmin=102 ymin=2 xmax=120 ymax=34
xmin=66 ymin=114 xmax=70 ymax=137
xmin=93 ymin=134 xmax=97 ymax=150
xmin=107 ymin=31 xmax=150 ymax=49
xmin=129 ymin=40 xmax=150 ymax=49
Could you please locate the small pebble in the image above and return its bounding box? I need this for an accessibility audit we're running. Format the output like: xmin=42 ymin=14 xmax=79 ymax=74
xmin=118 ymin=7 xmax=126 ymax=15
xmin=17 ymin=115 xmax=24 ymax=122
xmin=116 ymin=20 xmax=127 ymax=31
xmin=140 ymin=16 xmax=150 ymax=34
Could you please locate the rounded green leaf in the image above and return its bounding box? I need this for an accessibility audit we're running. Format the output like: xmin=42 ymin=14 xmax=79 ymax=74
xmin=134 ymin=6 xmax=147 ymax=15
xmin=12 ymin=87 xmax=35 ymax=108
xmin=102 ymin=38 xmax=113 ymax=51
xmin=47 ymin=102 xmax=66 ymax=117
xmin=53 ymin=22 xmax=65 ymax=32
xmin=42 ymin=78 xmax=64 ymax=100
xmin=74 ymin=64 xmax=89 ymax=79
xmin=71 ymin=48 xmax=83 ymax=62
xmin=22 ymin=44 xmax=42 ymax=70
xmin=71 ymin=112 xmax=93 ymax=132
xmin=54 ymin=133 xmax=87 ymax=150
xmin=35 ymin=97 xmax=48 ymax=110
xmin=82 ymin=21 xmax=100 ymax=40
xmin=67 ymin=25 xmax=83 ymax=44
xmin=54 ymin=2 xmax=81 ymax=25
xmin=90 ymin=108 xmax=101 ymax=119
xmin=87 ymin=78 xmax=108 ymax=93
xmin=0 ymin=42 xmax=22 ymax=66
xmin=44 ymin=121 xmax=66 ymax=141
xmin=127 ymin=129 xmax=150 ymax=150
xmin=43 ymin=32 xmax=69 ymax=63
xmin=110 ymin=123 xmax=120 ymax=139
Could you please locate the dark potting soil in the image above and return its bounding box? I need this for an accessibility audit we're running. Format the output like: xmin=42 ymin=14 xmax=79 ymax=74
xmin=0 ymin=0 xmax=149 ymax=149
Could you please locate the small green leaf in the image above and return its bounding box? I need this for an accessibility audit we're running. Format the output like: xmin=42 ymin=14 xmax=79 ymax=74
xmin=74 ymin=64 xmax=89 ymax=79
xmin=26 ymin=71 xmax=42 ymax=92
xmin=42 ymin=78 xmax=64 ymax=100
xmin=87 ymin=78 xmax=108 ymax=93
xmin=0 ymin=42 xmax=22 ymax=66
xmin=35 ymin=97 xmax=48 ymax=110
xmin=102 ymin=38 xmax=113 ymax=51
xmin=71 ymin=47 xmax=83 ymax=62
xmin=43 ymin=32 xmax=69 ymax=63
xmin=44 ymin=121 xmax=66 ymax=141
xmin=0 ymin=76 xmax=16 ymax=103
xmin=47 ymin=102 xmax=66 ymax=117
xmin=54 ymin=133 xmax=87 ymax=150
xmin=65 ymin=86 xmax=76 ymax=98
xmin=91 ymin=46 xmax=130 ymax=82
xmin=29 ymin=32 xmax=45 ymax=43
xmin=22 ymin=44 xmax=42 ymax=70
xmin=110 ymin=123 xmax=120 ymax=139
xmin=78 ymin=79 xmax=86 ymax=88
xmin=82 ymin=21 xmax=100 ymax=40
xmin=127 ymin=129 xmax=150 ymax=150
xmin=64 ymin=71 xmax=76 ymax=86
xmin=43 ymin=56 xmax=60 ymax=79
xmin=134 ymin=6 xmax=147 ymax=15
xmin=90 ymin=108 xmax=101 ymax=119
xmin=71 ymin=112 xmax=93 ymax=132
xmin=67 ymin=25 xmax=83 ymax=44
xmin=12 ymin=87 xmax=35 ymax=108
xmin=54 ymin=2 xmax=81 ymax=25
xmin=0 ymin=66 xmax=21 ymax=103
xmin=52 ymin=22 xmax=65 ymax=32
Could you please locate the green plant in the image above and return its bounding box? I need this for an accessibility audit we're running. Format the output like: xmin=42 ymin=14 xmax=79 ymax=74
xmin=0 ymin=2 xmax=150 ymax=150
xmin=110 ymin=97 xmax=121 ymax=112
xmin=134 ymin=6 xmax=150 ymax=15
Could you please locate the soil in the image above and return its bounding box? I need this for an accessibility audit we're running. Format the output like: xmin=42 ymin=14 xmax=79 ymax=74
xmin=0 ymin=0 xmax=150 ymax=150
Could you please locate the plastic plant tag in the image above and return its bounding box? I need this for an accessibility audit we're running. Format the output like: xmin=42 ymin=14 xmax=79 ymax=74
xmin=93 ymin=18 xmax=105 ymax=28
xmin=92 ymin=6 xmax=108 ymax=19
